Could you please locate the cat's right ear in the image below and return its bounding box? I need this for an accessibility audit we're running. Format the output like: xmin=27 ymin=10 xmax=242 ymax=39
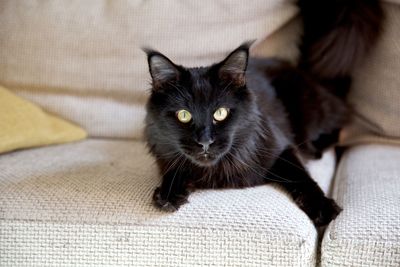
xmin=216 ymin=41 xmax=254 ymax=87
xmin=143 ymin=49 xmax=181 ymax=90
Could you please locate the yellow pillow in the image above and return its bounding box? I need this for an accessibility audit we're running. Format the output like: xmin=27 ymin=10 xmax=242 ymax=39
xmin=0 ymin=85 xmax=87 ymax=154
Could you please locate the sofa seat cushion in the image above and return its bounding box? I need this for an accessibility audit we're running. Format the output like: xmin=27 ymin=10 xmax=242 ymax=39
xmin=321 ymin=144 xmax=400 ymax=267
xmin=0 ymin=139 xmax=335 ymax=266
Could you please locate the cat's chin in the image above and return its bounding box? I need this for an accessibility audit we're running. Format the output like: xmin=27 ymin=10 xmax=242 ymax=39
xmin=187 ymin=153 xmax=221 ymax=167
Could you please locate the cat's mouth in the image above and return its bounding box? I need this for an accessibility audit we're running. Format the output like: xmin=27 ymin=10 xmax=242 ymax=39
xmin=187 ymin=151 xmax=220 ymax=167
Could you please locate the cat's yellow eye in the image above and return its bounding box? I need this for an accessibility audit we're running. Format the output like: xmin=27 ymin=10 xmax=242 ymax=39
xmin=213 ymin=107 xmax=229 ymax=122
xmin=176 ymin=109 xmax=192 ymax=123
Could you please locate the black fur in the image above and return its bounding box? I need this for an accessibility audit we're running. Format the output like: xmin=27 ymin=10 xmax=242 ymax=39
xmin=290 ymin=0 xmax=385 ymax=155
xmin=260 ymin=59 xmax=349 ymax=159
xmin=144 ymin=44 xmax=342 ymax=226
xmin=298 ymin=0 xmax=384 ymax=81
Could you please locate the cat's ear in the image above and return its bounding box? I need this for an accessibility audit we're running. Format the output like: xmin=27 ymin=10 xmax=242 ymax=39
xmin=217 ymin=41 xmax=253 ymax=86
xmin=144 ymin=49 xmax=181 ymax=90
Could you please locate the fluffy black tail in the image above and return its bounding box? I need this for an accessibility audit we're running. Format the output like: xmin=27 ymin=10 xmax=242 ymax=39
xmin=297 ymin=0 xmax=384 ymax=97
xmin=262 ymin=1 xmax=384 ymax=157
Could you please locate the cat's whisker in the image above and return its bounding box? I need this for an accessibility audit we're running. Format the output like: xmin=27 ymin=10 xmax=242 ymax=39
xmin=166 ymin=82 xmax=191 ymax=101
xmin=228 ymin=148 xmax=297 ymax=183
xmin=157 ymin=153 xmax=181 ymax=160
xmin=232 ymin=143 xmax=311 ymax=182
xmin=258 ymin=119 xmax=330 ymax=152
xmin=227 ymin=154 xmax=250 ymax=187
xmin=233 ymin=133 xmax=325 ymax=176
xmin=253 ymin=148 xmax=306 ymax=171
xmin=223 ymin=155 xmax=238 ymax=186
xmin=160 ymin=154 xmax=184 ymax=178
xmin=220 ymin=81 xmax=233 ymax=93
xmin=159 ymin=152 xmax=181 ymax=157
xmin=166 ymin=156 xmax=187 ymax=199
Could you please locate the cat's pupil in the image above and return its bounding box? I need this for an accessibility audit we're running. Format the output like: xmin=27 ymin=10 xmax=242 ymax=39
xmin=213 ymin=107 xmax=229 ymax=122
xmin=177 ymin=109 xmax=192 ymax=123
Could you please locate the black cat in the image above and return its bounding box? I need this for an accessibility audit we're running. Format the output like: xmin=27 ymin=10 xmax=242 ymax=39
xmin=143 ymin=0 xmax=384 ymax=228
xmin=144 ymin=43 xmax=344 ymax=226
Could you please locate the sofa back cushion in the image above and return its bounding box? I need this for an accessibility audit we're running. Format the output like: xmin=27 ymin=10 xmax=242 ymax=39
xmin=0 ymin=0 xmax=298 ymax=139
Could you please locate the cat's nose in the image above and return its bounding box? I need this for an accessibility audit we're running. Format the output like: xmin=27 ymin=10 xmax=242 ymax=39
xmin=197 ymin=139 xmax=214 ymax=152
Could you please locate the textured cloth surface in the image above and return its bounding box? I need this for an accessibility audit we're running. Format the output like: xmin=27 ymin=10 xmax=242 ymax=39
xmin=341 ymin=3 xmax=400 ymax=145
xmin=0 ymin=139 xmax=336 ymax=267
xmin=321 ymin=144 xmax=400 ymax=267
xmin=0 ymin=85 xmax=86 ymax=154
xmin=0 ymin=0 xmax=298 ymax=139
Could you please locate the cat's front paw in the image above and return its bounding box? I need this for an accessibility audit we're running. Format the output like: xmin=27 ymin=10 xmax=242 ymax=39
xmin=152 ymin=187 xmax=189 ymax=212
xmin=313 ymin=197 xmax=342 ymax=226
xmin=299 ymin=196 xmax=342 ymax=227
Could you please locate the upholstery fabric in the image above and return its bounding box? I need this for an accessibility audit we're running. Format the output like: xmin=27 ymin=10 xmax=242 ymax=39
xmin=0 ymin=139 xmax=336 ymax=267
xmin=321 ymin=144 xmax=400 ymax=267
xmin=0 ymin=85 xmax=87 ymax=154
xmin=0 ymin=0 xmax=298 ymax=139
xmin=341 ymin=3 xmax=400 ymax=145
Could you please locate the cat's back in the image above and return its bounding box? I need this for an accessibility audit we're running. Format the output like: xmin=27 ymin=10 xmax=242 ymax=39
xmin=246 ymin=57 xmax=293 ymax=146
xmin=246 ymin=57 xmax=289 ymax=121
xmin=246 ymin=57 xmax=278 ymax=97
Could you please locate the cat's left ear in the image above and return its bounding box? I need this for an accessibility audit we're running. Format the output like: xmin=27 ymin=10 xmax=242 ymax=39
xmin=217 ymin=41 xmax=254 ymax=86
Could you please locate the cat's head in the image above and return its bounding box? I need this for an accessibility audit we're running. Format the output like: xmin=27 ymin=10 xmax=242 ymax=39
xmin=145 ymin=42 xmax=257 ymax=167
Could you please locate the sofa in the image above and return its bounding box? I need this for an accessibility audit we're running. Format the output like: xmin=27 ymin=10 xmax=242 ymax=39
xmin=1 ymin=1 xmax=399 ymax=266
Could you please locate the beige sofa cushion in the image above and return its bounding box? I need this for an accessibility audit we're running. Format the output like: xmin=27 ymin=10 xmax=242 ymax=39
xmin=0 ymin=0 xmax=298 ymax=139
xmin=341 ymin=3 xmax=400 ymax=145
xmin=0 ymin=139 xmax=336 ymax=266
xmin=321 ymin=144 xmax=400 ymax=266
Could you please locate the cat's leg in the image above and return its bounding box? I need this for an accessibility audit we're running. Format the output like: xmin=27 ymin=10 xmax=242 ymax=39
xmin=310 ymin=128 xmax=341 ymax=157
xmin=153 ymin=166 xmax=191 ymax=212
xmin=300 ymin=128 xmax=342 ymax=160
xmin=298 ymin=137 xmax=323 ymax=159
xmin=268 ymin=148 xmax=342 ymax=226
